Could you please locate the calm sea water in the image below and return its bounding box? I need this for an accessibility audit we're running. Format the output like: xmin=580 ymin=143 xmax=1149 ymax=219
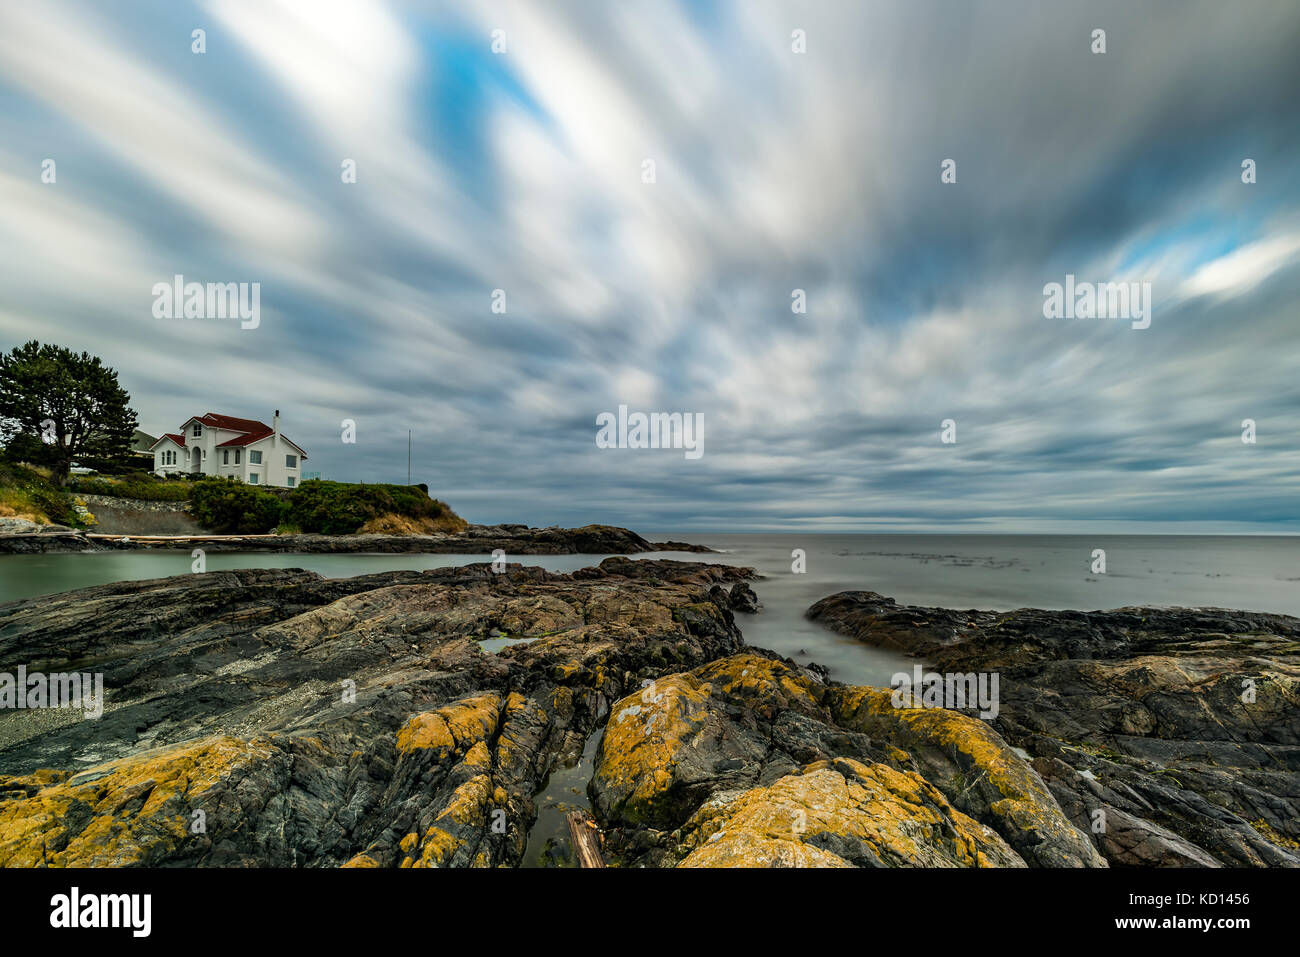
xmin=652 ymin=533 xmax=1300 ymax=685
xmin=1 ymin=534 xmax=1296 ymax=686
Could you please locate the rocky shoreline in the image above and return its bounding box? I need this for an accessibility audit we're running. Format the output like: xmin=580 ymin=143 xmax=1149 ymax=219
xmin=0 ymin=560 xmax=1295 ymax=867
xmin=0 ymin=519 xmax=712 ymax=556
xmin=807 ymin=591 xmax=1300 ymax=866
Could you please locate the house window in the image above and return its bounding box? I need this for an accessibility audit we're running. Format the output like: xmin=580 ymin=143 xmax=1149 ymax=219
xmin=192 ymin=423 xmax=202 ymax=437
xmin=285 ymin=454 xmax=297 ymax=468
xmin=249 ymin=473 xmax=259 ymax=484
xmin=287 ymin=477 xmax=296 ymax=488
xmin=222 ymin=450 xmax=229 ymax=465
xmin=250 ymin=450 xmax=262 ymax=465
xmin=235 ymin=449 xmax=241 ymax=465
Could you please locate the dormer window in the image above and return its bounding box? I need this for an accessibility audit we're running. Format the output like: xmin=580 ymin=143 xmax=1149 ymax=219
xmin=192 ymin=423 xmax=202 ymax=437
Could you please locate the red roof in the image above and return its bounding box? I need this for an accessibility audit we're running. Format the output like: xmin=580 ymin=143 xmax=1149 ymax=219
xmin=149 ymin=432 xmax=186 ymax=449
xmin=159 ymin=412 xmax=308 ymax=459
xmin=183 ymin=412 xmax=271 ymax=434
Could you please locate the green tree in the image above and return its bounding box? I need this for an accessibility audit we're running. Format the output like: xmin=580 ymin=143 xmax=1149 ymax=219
xmin=0 ymin=341 xmax=139 ymax=486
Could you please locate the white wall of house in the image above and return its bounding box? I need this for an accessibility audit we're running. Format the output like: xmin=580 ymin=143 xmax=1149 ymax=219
xmin=152 ymin=438 xmax=187 ymax=475
xmin=153 ymin=415 xmax=306 ymax=487
xmin=236 ymin=436 xmax=304 ymax=488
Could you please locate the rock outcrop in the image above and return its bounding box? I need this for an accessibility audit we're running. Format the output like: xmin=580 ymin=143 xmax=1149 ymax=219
xmin=588 ymin=652 xmax=1101 ymax=868
xmin=0 ymin=520 xmax=85 ymax=553
xmin=0 ymin=559 xmax=746 ymax=866
xmin=806 ymin=591 xmax=1300 ymax=867
xmin=7 ymin=562 xmax=1282 ymax=868
xmin=710 ymin=581 xmax=761 ymax=614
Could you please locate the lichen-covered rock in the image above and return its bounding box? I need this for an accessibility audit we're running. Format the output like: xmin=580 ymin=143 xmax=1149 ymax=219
xmin=590 ymin=652 xmax=1098 ymax=868
xmin=677 ymin=759 xmax=1024 ymax=868
xmin=807 ymin=591 xmax=1300 ymax=867
xmin=828 ymin=686 xmax=1105 ymax=867
xmin=0 ymin=736 xmax=289 ymax=866
xmin=0 ymin=559 xmax=748 ymax=867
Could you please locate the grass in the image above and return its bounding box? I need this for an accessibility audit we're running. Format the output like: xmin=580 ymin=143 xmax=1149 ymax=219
xmin=356 ymin=513 xmax=468 ymax=535
xmin=0 ymin=486 xmax=47 ymax=523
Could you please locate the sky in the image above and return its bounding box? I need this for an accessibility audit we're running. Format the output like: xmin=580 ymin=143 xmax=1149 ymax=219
xmin=1 ymin=0 xmax=1298 ymax=532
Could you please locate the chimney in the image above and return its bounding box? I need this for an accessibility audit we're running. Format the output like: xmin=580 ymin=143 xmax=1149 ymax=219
xmin=273 ymin=410 xmax=280 ymax=448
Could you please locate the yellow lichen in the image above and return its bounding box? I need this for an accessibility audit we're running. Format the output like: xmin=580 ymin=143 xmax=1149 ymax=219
xmin=678 ymin=761 xmax=1022 ymax=868
xmin=0 ymin=736 xmax=276 ymax=867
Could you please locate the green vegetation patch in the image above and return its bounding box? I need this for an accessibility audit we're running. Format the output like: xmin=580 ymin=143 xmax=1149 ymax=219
xmin=68 ymin=476 xmax=192 ymax=501
xmin=189 ymin=477 xmax=285 ymax=534
xmin=285 ymin=479 xmax=463 ymax=535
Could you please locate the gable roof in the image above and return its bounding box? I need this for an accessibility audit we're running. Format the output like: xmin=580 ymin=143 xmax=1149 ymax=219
xmin=216 ymin=429 xmax=308 ymax=457
xmin=149 ymin=432 xmax=186 ymax=450
xmin=181 ymin=412 xmax=271 ymax=434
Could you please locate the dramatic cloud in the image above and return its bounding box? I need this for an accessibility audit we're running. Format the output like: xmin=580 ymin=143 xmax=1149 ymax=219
xmin=1 ymin=0 xmax=1297 ymax=530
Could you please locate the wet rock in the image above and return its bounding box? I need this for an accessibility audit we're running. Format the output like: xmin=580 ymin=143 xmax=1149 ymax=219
xmin=727 ymin=582 xmax=761 ymax=614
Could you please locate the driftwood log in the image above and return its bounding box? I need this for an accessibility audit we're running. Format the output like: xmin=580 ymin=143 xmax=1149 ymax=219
xmin=565 ymin=809 xmax=605 ymax=868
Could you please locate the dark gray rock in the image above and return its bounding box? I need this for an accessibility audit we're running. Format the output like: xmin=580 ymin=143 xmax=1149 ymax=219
xmin=807 ymin=590 xmax=1300 ymax=867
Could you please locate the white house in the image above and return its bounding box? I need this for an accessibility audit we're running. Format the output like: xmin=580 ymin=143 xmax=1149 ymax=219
xmin=150 ymin=411 xmax=308 ymax=488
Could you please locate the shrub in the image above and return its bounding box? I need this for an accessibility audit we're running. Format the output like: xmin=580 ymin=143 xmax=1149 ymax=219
xmin=27 ymin=485 xmax=80 ymax=526
xmin=68 ymin=477 xmax=191 ymax=501
xmin=189 ymin=477 xmax=285 ymax=533
xmin=285 ymin=480 xmax=464 ymax=535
